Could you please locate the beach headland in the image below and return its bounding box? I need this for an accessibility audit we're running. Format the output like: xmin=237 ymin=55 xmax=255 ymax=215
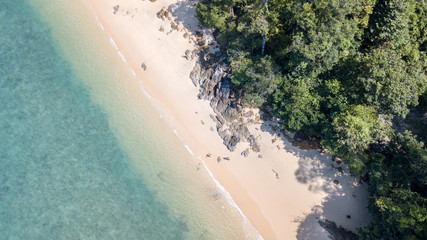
xmin=80 ymin=0 xmax=371 ymax=239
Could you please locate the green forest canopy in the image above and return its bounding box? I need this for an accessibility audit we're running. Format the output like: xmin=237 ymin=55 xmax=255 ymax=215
xmin=196 ymin=0 xmax=427 ymax=239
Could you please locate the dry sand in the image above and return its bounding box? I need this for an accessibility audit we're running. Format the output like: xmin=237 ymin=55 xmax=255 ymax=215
xmin=80 ymin=0 xmax=371 ymax=239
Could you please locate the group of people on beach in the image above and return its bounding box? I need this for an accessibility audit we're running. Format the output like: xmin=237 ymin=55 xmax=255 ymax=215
xmin=206 ymin=153 xmax=230 ymax=161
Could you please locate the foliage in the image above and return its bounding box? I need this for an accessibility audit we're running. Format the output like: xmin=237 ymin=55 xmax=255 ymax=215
xmin=230 ymin=52 xmax=281 ymax=107
xmin=356 ymin=47 xmax=426 ymax=117
xmin=361 ymin=132 xmax=427 ymax=239
xmin=322 ymin=105 xmax=391 ymax=174
xmin=362 ymin=189 xmax=427 ymax=240
xmin=272 ymin=75 xmax=323 ymax=132
xmin=196 ymin=0 xmax=427 ymax=237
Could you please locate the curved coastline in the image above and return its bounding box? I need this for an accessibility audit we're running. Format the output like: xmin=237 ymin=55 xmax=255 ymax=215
xmin=78 ymin=0 xmax=371 ymax=239
xmin=84 ymin=2 xmax=263 ymax=239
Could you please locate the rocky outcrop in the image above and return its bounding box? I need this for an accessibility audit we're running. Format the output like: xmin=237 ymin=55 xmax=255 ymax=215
xmin=190 ymin=45 xmax=261 ymax=153
xmin=198 ymin=66 xmax=219 ymax=100
xmin=157 ymin=7 xmax=172 ymax=21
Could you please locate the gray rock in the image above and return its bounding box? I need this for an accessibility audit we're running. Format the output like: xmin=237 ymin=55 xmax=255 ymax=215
xmin=213 ymin=99 xmax=228 ymax=114
xmin=198 ymin=66 xmax=220 ymax=100
xmin=241 ymin=149 xmax=249 ymax=157
xmin=113 ymin=5 xmax=120 ymax=14
xmin=231 ymin=122 xmax=251 ymax=140
xmin=224 ymin=135 xmax=240 ymax=152
xmin=243 ymin=110 xmax=254 ymax=117
xmin=216 ymin=123 xmax=223 ymax=132
xmin=141 ymin=63 xmax=147 ymax=71
xmin=219 ymin=129 xmax=240 ymax=152
xmin=219 ymin=78 xmax=232 ymax=101
xmin=184 ymin=49 xmax=191 ymax=60
xmin=216 ymin=115 xmax=226 ymax=125
xmin=210 ymin=77 xmax=232 ymax=113
xmin=223 ymin=106 xmax=239 ymax=122
xmin=218 ymin=129 xmax=230 ymax=139
xmin=248 ymin=135 xmax=261 ymax=152
xmin=189 ymin=62 xmax=201 ymax=86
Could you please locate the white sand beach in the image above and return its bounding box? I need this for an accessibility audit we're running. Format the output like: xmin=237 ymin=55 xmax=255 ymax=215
xmin=80 ymin=0 xmax=371 ymax=239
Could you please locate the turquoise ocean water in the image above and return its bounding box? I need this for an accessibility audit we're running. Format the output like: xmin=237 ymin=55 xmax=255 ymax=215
xmin=0 ymin=1 xmax=258 ymax=239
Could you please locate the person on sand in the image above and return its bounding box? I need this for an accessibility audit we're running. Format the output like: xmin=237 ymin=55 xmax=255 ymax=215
xmin=206 ymin=153 xmax=211 ymax=158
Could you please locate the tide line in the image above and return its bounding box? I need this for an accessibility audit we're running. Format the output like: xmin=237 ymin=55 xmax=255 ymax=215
xmin=198 ymin=156 xmax=264 ymax=240
xmin=180 ymin=141 xmax=263 ymax=240
xmin=86 ymin=7 xmax=263 ymax=239
xmin=94 ymin=15 xmax=104 ymax=31
xmin=184 ymin=145 xmax=194 ymax=156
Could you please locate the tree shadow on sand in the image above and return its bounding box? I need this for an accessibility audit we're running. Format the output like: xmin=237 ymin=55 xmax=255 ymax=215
xmin=294 ymin=189 xmax=370 ymax=240
xmin=260 ymin=120 xmax=339 ymax=194
xmin=259 ymin=119 xmax=370 ymax=239
xmin=168 ymin=0 xmax=200 ymax=35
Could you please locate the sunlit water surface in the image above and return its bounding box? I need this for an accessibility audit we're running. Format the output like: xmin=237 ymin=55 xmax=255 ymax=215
xmin=0 ymin=0 xmax=259 ymax=239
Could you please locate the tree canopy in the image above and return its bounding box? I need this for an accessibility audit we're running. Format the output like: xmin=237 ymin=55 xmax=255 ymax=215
xmin=197 ymin=0 xmax=427 ymax=238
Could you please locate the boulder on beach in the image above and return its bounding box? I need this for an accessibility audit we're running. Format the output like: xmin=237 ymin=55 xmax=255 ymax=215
xmin=241 ymin=149 xmax=249 ymax=157
xmin=141 ymin=63 xmax=147 ymax=71
xmin=243 ymin=110 xmax=254 ymax=117
xmin=113 ymin=5 xmax=119 ymax=14
xmin=189 ymin=62 xmax=201 ymax=86
xmin=223 ymin=106 xmax=239 ymax=122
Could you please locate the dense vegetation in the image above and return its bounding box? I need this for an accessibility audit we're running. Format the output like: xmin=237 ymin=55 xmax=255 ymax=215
xmin=196 ymin=0 xmax=427 ymax=239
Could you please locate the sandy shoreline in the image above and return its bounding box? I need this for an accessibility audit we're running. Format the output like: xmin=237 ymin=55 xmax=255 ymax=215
xmin=80 ymin=0 xmax=371 ymax=239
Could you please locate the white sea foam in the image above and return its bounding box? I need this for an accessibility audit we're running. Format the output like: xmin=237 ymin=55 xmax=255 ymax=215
xmin=117 ymin=51 xmax=128 ymax=65
xmin=143 ymin=90 xmax=153 ymax=99
xmin=87 ymin=8 xmax=263 ymax=239
xmin=110 ymin=39 xmax=136 ymax=79
xmin=94 ymin=15 xmax=104 ymax=31
xmin=184 ymin=145 xmax=194 ymax=156
xmin=109 ymin=37 xmax=118 ymax=50
xmin=198 ymin=157 xmax=264 ymax=240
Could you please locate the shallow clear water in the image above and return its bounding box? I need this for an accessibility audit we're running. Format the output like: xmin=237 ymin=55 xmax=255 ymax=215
xmin=0 ymin=1 xmax=187 ymax=239
xmin=0 ymin=1 xmax=257 ymax=239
